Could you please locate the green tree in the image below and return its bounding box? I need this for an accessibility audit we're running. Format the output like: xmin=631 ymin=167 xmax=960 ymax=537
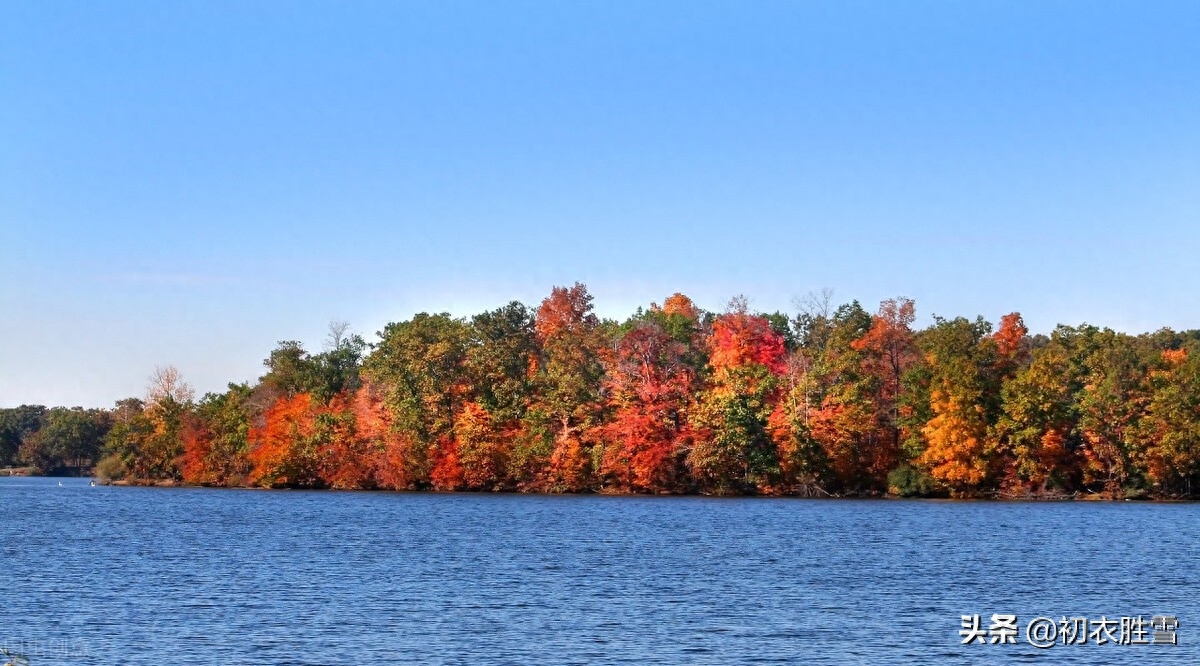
xmin=0 ymin=405 xmax=46 ymax=467
xmin=1135 ymin=346 xmax=1200 ymax=496
xmin=18 ymin=407 xmax=110 ymax=473
xmin=362 ymin=312 xmax=472 ymax=487
xmin=529 ymin=283 xmax=610 ymax=491
xmin=998 ymin=335 xmax=1082 ymax=493
xmin=183 ymin=383 xmax=255 ymax=485
xmin=689 ymin=366 xmax=779 ymax=494
xmin=467 ymin=302 xmax=538 ymax=424
xmin=1075 ymin=329 xmax=1149 ymax=496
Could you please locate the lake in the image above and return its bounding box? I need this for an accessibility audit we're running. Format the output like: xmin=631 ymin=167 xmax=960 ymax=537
xmin=1 ymin=477 xmax=1196 ymax=665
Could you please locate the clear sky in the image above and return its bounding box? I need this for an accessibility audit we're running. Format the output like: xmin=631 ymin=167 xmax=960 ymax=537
xmin=2 ymin=0 xmax=1198 ymax=408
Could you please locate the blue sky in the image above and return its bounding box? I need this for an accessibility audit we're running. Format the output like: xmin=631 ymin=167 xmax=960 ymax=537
xmin=2 ymin=0 xmax=1198 ymax=408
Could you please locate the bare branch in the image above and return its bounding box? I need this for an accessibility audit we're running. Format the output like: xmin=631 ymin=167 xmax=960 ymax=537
xmin=326 ymin=320 xmax=351 ymax=350
xmin=147 ymin=365 xmax=195 ymax=405
xmin=793 ymin=288 xmax=835 ymax=320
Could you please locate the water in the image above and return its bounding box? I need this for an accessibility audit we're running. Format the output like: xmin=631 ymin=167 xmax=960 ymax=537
xmin=1 ymin=477 xmax=1196 ymax=665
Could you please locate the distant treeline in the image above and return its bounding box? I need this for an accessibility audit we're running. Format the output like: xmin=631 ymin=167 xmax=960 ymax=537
xmin=5 ymin=284 xmax=1200 ymax=498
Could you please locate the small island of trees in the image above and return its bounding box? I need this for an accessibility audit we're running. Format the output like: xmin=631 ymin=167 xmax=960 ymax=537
xmin=4 ymin=283 xmax=1198 ymax=499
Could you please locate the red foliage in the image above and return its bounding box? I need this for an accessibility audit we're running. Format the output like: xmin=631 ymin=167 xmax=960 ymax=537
xmin=429 ymin=436 xmax=464 ymax=491
xmin=709 ymin=313 xmax=787 ymax=376
xmin=601 ymin=323 xmax=692 ymax=491
xmin=851 ymin=298 xmax=917 ymax=391
xmin=994 ymin=313 xmax=1028 ymax=359
xmin=604 ymin=326 xmax=691 ymax=489
xmin=319 ymin=393 xmax=374 ymax=490
xmin=180 ymin=414 xmax=214 ymax=485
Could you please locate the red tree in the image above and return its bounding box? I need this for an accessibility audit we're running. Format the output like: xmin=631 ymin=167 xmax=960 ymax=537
xmin=601 ymin=322 xmax=693 ymax=492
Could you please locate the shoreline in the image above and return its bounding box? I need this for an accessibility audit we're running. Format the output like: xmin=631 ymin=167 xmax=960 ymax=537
xmin=67 ymin=477 xmax=1194 ymax=502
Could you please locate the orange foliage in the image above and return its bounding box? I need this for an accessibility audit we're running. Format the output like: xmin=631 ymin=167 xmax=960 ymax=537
xmin=851 ymin=298 xmax=916 ymax=396
xmin=351 ymin=382 xmax=389 ymax=445
xmin=351 ymin=382 xmax=416 ymax=490
xmin=994 ymin=313 xmax=1028 ymax=359
xmin=319 ymin=393 xmax=374 ymax=490
xmin=1162 ymin=348 xmax=1188 ymax=366
xmin=660 ymin=293 xmax=700 ymax=319
xmin=248 ymin=393 xmax=317 ymax=487
xmin=919 ymin=389 xmax=989 ymax=492
xmin=1034 ymin=429 xmax=1068 ymax=488
xmin=808 ymin=399 xmax=892 ymax=488
xmin=374 ymin=433 xmax=419 ymax=490
xmin=454 ymin=402 xmax=509 ymax=490
xmin=546 ymin=431 xmax=592 ymax=492
xmin=601 ymin=323 xmax=692 ymax=491
xmin=535 ymin=282 xmax=597 ymax=342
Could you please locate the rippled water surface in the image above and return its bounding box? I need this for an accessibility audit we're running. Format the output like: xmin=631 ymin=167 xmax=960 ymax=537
xmin=1 ymin=477 xmax=1197 ymax=665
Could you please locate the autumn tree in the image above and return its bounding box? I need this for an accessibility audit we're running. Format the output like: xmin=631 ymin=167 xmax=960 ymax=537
xmin=794 ymin=300 xmax=886 ymax=492
xmin=259 ymin=341 xmax=315 ymax=399
xmin=461 ymin=302 xmax=539 ymax=487
xmin=99 ymin=398 xmax=151 ymax=481
xmin=993 ymin=312 xmax=1030 ymax=377
xmin=846 ymin=298 xmax=918 ymax=478
xmin=529 ymin=283 xmax=609 ymax=492
xmin=247 ymin=392 xmax=323 ymax=488
xmin=21 ymin=284 xmax=1200 ymax=498
xmin=646 ymin=292 xmax=709 ymax=374
xmin=1074 ymin=328 xmax=1150 ymax=497
xmin=362 ymin=313 xmax=472 ymax=489
xmin=708 ymin=296 xmax=787 ymax=376
xmin=147 ymin=365 xmax=196 ymax=406
xmin=181 ymin=384 xmax=254 ymax=486
xmin=311 ymin=322 xmax=368 ymax=402
xmin=998 ymin=340 xmax=1079 ymax=494
xmin=915 ymin=316 xmax=999 ymax=495
xmin=769 ymin=357 xmax=834 ymax=495
xmin=467 ymin=302 xmax=538 ymax=423
xmin=452 ymin=402 xmax=510 ymax=490
xmin=688 ymin=298 xmax=787 ymax=494
xmin=106 ymin=366 xmax=195 ymax=480
xmin=600 ymin=319 xmax=694 ymax=493
xmin=314 ymin=393 xmax=367 ymax=489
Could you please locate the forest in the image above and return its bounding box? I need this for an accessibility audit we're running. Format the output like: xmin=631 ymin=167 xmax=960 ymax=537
xmin=4 ymin=283 xmax=1199 ymax=499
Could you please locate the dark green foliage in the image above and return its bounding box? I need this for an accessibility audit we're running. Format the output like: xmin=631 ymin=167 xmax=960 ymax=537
xmin=0 ymin=405 xmax=46 ymax=467
xmin=18 ymin=406 xmax=110 ymax=473
xmin=886 ymin=464 xmax=941 ymax=498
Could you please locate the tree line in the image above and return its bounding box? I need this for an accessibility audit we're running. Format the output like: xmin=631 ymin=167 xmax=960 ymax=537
xmin=5 ymin=284 xmax=1199 ymax=498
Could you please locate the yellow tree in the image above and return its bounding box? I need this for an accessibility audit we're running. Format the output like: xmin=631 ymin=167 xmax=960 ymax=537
xmin=915 ymin=317 xmax=999 ymax=496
